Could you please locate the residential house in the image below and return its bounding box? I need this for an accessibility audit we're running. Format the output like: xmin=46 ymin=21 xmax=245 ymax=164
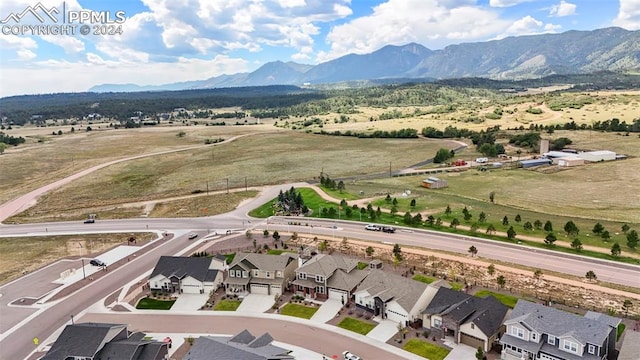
xmin=422 ymin=287 xmax=509 ymax=352
xmin=353 ymin=269 xmax=446 ymax=325
xmin=149 ymin=255 xmax=226 ymax=295
xmin=500 ymin=300 xmax=621 ymax=360
xmin=42 ymin=322 xmax=168 ymax=360
xmin=292 ymin=254 xmax=368 ymax=302
xmin=183 ymin=329 xmax=293 ymax=360
xmin=224 ymin=252 xmax=298 ymax=296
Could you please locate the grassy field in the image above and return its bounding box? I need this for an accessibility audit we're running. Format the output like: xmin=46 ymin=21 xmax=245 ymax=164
xmin=9 ymin=131 xmax=456 ymax=219
xmin=474 ymin=290 xmax=519 ymax=308
xmin=149 ymin=191 xmax=258 ymax=217
xmin=214 ymin=300 xmax=241 ymax=311
xmin=279 ymin=303 xmax=319 ymax=319
xmin=0 ymin=232 xmax=156 ymax=284
xmin=403 ymin=339 xmax=451 ymax=360
xmin=336 ymin=317 xmax=377 ymax=335
xmin=136 ymin=297 xmax=175 ymax=310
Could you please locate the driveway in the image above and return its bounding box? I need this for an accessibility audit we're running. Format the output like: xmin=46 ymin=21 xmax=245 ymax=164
xmin=366 ymin=319 xmax=400 ymax=342
xmin=309 ymin=299 xmax=342 ymax=324
xmin=171 ymin=294 xmax=208 ymax=311
xmin=236 ymin=294 xmax=274 ymax=313
xmin=444 ymin=342 xmax=476 ymax=359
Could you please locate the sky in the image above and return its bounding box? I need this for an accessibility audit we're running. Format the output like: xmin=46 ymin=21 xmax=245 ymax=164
xmin=0 ymin=0 xmax=637 ymax=97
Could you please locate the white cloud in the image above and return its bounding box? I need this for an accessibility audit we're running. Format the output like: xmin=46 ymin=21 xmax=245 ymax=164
xmin=278 ymin=0 xmax=306 ymax=8
xmin=0 ymin=34 xmax=37 ymax=49
xmin=549 ymin=1 xmax=577 ymax=17
xmin=16 ymin=48 xmax=36 ymax=60
xmin=496 ymin=15 xmax=561 ymax=39
xmin=489 ymin=0 xmax=534 ymax=7
xmin=0 ymin=55 xmax=250 ymax=96
xmin=613 ymin=0 xmax=640 ymax=30
xmin=317 ymin=0 xmax=509 ymax=62
xmin=41 ymin=35 xmax=85 ymax=54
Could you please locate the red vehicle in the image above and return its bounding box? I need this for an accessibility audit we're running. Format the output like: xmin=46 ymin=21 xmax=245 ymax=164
xmin=452 ymin=159 xmax=467 ymax=166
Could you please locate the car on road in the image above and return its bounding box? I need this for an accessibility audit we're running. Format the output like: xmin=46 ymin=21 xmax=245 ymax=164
xmin=83 ymin=218 xmax=95 ymax=224
xmin=343 ymin=351 xmax=362 ymax=360
xmin=382 ymin=226 xmax=396 ymax=233
xmin=188 ymin=232 xmax=198 ymax=239
xmin=364 ymin=224 xmax=381 ymax=231
xmin=89 ymin=259 xmax=105 ymax=267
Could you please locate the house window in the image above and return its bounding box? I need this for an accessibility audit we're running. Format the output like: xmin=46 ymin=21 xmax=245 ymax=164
xmin=317 ymin=286 xmax=325 ymax=294
xmin=471 ymin=323 xmax=475 ymax=329
xmin=299 ymin=272 xmax=307 ymax=280
xmin=242 ymin=271 xmax=248 ymax=278
xmin=434 ymin=318 xmax=442 ymax=327
xmin=510 ymin=326 xmax=524 ymax=339
xmin=531 ymin=332 xmax=538 ymax=341
xmin=588 ymin=344 xmax=596 ymax=355
xmin=548 ymin=335 xmax=556 ymax=345
xmin=229 ymin=271 xmax=235 ymax=278
xmin=253 ymin=270 xmax=259 ymax=277
xmin=563 ymin=340 xmax=578 ymax=353
xmin=316 ymin=275 xmax=324 ymax=282
xmin=276 ymin=271 xmax=282 ymax=277
xmin=266 ymin=271 xmax=272 ymax=278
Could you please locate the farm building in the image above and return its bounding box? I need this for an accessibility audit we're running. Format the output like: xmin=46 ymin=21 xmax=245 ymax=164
xmin=519 ymin=158 xmax=552 ymax=168
xmin=558 ymin=157 xmax=585 ymax=167
xmin=578 ymin=150 xmax=616 ymax=162
xmin=421 ymin=177 xmax=447 ymax=189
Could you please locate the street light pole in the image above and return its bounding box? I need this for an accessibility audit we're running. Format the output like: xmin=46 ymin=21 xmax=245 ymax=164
xmin=70 ymin=314 xmax=74 ymax=325
xmin=81 ymin=259 xmax=86 ymax=280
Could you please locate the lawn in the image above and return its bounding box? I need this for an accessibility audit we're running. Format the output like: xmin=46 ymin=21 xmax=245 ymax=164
xmin=617 ymin=323 xmax=626 ymax=340
xmin=279 ymin=303 xmax=318 ymax=319
xmin=136 ymin=297 xmax=176 ymax=310
xmin=214 ymin=300 xmax=241 ymax=311
xmin=474 ymin=290 xmax=519 ymax=308
xmin=403 ymin=339 xmax=451 ymax=360
xmin=357 ymin=262 xmax=369 ymax=270
xmin=337 ymin=317 xmax=377 ymax=335
xmin=413 ymin=274 xmax=436 ymax=284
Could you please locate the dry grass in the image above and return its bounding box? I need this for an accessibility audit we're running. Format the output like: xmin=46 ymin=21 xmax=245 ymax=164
xmin=10 ymin=131 xmax=457 ymax=218
xmin=149 ymin=191 xmax=258 ymax=217
xmin=0 ymin=232 xmax=156 ymax=284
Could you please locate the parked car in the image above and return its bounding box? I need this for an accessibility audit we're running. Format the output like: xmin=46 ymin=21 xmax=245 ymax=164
xmin=343 ymin=351 xmax=362 ymax=360
xmin=364 ymin=224 xmax=381 ymax=231
xmin=83 ymin=218 xmax=95 ymax=224
xmin=188 ymin=232 xmax=198 ymax=239
xmin=382 ymin=226 xmax=396 ymax=233
xmin=89 ymin=259 xmax=105 ymax=267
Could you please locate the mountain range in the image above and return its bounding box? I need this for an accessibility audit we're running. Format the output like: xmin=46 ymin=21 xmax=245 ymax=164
xmin=89 ymin=27 xmax=640 ymax=92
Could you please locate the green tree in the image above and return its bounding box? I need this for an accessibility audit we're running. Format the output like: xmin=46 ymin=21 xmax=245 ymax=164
xmin=622 ymin=299 xmax=633 ymax=316
xmin=585 ymin=270 xmax=597 ymax=282
xmin=470 ymin=223 xmax=479 ymax=232
xmin=475 ymin=346 xmax=484 ymax=360
xmin=435 ymin=218 xmax=443 ymax=227
xmin=272 ymin=230 xmax=280 ymax=242
xmin=487 ymin=264 xmax=496 ymax=276
xmin=486 ymin=224 xmax=496 ymax=235
xmin=176 ymin=131 xmax=186 ymax=137
xmin=263 ymin=229 xmax=269 ymax=237
xmin=245 ymin=229 xmax=252 ymax=240
xmin=496 ymin=275 xmax=506 ymax=289
xmin=533 ymin=220 xmax=542 ymax=230
xmin=445 ymin=205 xmax=451 ymax=216
xmin=507 ymin=226 xmax=516 ymax=240
xmin=366 ymin=246 xmax=374 ymax=257
xmin=478 ymin=212 xmax=486 ymax=223
xmin=403 ymin=212 xmax=413 ymax=225
xmin=393 ymin=243 xmax=403 ymax=262
xmin=533 ymin=269 xmax=543 ymax=280
xmin=502 ymin=216 xmax=509 ymax=226
xmin=564 ymin=220 xmax=579 ymax=236
xmin=385 ymin=194 xmax=392 ymax=203
xmin=621 ymin=223 xmax=630 ymax=233
xmin=337 ymin=180 xmax=345 ymax=192
xmin=462 ymin=207 xmax=472 ymax=221
xmin=592 ymin=222 xmax=604 ymax=234
xmin=489 ymin=191 xmax=495 ymax=203
xmin=392 ymin=198 xmax=398 ymax=206
xmin=450 ymin=218 xmax=460 ymax=229
xmin=410 ymin=199 xmax=416 ymax=208
xmin=571 ymin=238 xmax=583 ymax=252
xmin=611 ymin=242 xmax=621 ymax=257
xmin=514 ymin=214 xmax=521 ymax=223
xmin=523 ymin=221 xmax=533 ymax=231
xmin=468 ymin=245 xmax=478 ymax=257
xmin=627 ymin=230 xmax=639 ymax=249
xmin=0 ymin=142 xmax=6 ymax=155
xmin=478 ymin=143 xmax=498 ymax=157
xmin=390 ymin=206 xmax=397 ymax=216
xmin=434 ymin=148 xmax=454 ymax=163
xmin=544 ymin=220 xmax=553 ymax=232
xmin=544 ymin=233 xmax=557 ymax=246
xmin=601 ymin=230 xmax=611 ymax=241
xmin=318 ymin=239 xmax=328 ymax=252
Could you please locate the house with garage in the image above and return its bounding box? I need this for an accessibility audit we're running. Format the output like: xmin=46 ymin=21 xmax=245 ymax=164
xmin=183 ymin=329 xmax=293 ymax=360
xmin=353 ymin=269 xmax=447 ymax=326
xmin=422 ymin=287 xmax=509 ymax=352
xmin=500 ymin=300 xmax=621 ymax=360
xmin=42 ymin=322 xmax=168 ymax=360
xmin=149 ymin=255 xmax=225 ymax=295
xmin=291 ymin=254 xmax=369 ymax=302
xmin=223 ymin=252 xmax=298 ymax=296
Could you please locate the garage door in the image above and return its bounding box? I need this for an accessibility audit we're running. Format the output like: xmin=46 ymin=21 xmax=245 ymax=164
xmin=270 ymin=285 xmax=282 ymax=296
xmin=385 ymin=309 xmax=407 ymax=324
xmin=460 ymin=333 xmax=485 ymax=351
xmin=329 ymin=289 xmax=347 ymax=301
xmin=251 ymin=284 xmax=269 ymax=295
xmin=181 ymin=284 xmax=202 ymax=294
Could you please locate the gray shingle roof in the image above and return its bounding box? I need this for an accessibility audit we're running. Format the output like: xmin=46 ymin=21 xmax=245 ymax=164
xmin=356 ymin=269 xmax=428 ymax=312
xmin=150 ymin=256 xmax=218 ymax=283
xmin=229 ymin=252 xmax=298 ymax=272
xmin=297 ymin=254 xmax=358 ymax=277
xmin=182 ymin=331 xmax=294 ymax=360
xmin=505 ymin=300 xmax=615 ymax=346
xmin=326 ymin=268 xmax=368 ymax=291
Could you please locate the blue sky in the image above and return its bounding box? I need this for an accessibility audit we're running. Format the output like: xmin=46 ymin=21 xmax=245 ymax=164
xmin=0 ymin=0 xmax=636 ymax=97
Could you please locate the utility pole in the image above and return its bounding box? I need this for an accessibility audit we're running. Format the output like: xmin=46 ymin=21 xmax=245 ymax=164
xmin=206 ymin=181 xmax=209 ymax=195
xmin=226 ymin=178 xmax=229 ymax=194
xmin=389 ymin=161 xmax=392 ymax=177
xmin=81 ymin=259 xmax=86 ymax=280
xmin=245 ymin=177 xmax=247 ymax=192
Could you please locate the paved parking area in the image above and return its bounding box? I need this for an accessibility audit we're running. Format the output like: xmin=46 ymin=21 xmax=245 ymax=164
xmin=444 ymin=342 xmax=476 ymax=359
xmin=171 ymin=294 xmax=208 ymax=311
xmin=366 ymin=319 xmax=400 ymax=342
xmin=310 ymin=299 xmax=342 ymax=324
xmin=236 ymin=294 xmax=274 ymax=313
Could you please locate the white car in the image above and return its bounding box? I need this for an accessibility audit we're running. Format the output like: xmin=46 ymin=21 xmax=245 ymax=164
xmin=188 ymin=232 xmax=198 ymax=239
xmin=364 ymin=224 xmax=380 ymax=231
xmin=343 ymin=351 xmax=362 ymax=360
